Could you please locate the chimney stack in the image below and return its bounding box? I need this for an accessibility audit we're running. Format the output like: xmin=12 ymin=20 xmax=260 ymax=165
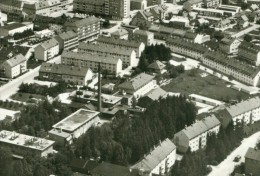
xmin=98 ymin=62 xmax=102 ymax=112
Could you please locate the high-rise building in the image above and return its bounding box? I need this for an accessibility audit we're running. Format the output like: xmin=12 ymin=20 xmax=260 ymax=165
xmin=109 ymin=0 xmax=130 ymax=19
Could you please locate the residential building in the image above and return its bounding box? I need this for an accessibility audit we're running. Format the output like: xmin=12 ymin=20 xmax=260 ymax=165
xmin=0 ymin=130 xmax=55 ymax=157
xmin=35 ymin=29 xmax=54 ymax=38
xmin=0 ymin=54 xmax=27 ymax=79
xmin=111 ymin=29 xmax=129 ymax=40
xmin=130 ymin=0 xmax=147 ymax=10
xmin=0 ymin=0 xmax=22 ymax=13
xmin=131 ymin=138 xmax=176 ymax=176
xmin=237 ymin=15 xmax=249 ymax=28
xmin=194 ymin=34 xmax=211 ymax=44
xmin=73 ymin=0 xmax=130 ymax=19
xmin=219 ymin=37 xmax=241 ymax=55
xmin=91 ymin=162 xmax=138 ymax=176
xmin=49 ymin=109 xmax=100 ymax=145
xmin=189 ymin=94 xmax=225 ymax=106
xmin=169 ymin=16 xmax=190 ymax=28
xmin=173 ymin=115 xmax=220 ymax=153
xmin=61 ymin=51 xmax=123 ymax=76
xmin=96 ymin=36 xmax=145 ymax=58
xmin=202 ymin=51 xmax=260 ymax=87
xmin=224 ymin=97 xmax=260 ymax=125
xmin=166 ymin=38 xmax=207 ymax=60
xmin=118 ymin=73 xmax=156 ymax=98
xmin=131 ymin=29 xmax=154 ymax=45
xmin=65 ymin=16 xmax=100 ymax=41
xmin=34 ymin=38 xmax=59 ymax=61
xmin=39 ymin=63 xmax=93 ymax=85
xmin=55 ymin=30 xmax=79 ymax=51
xmin=142 ymin=86 xmax=167 ymax=102
xmin=146 ymin=0 xmax=164 ymax=6
xmin=25 ymin=0 xmax=63 ymax=16
xmin=0 ymin=22 xmax=33 ymax=37
xmin=147 ymin=60 xmax=166 ymax=74
xmin=78 ymin=42 xmax=137 ymax=67
xmin=0 ymin=108 xmax=20 ymax=123
xmin=148 ymin=25 xmax=186 ymax=40
xmin=183 ymin=0 xmax=220 ymax=11
xmin=217 ymin=18 xmax=232 ymax=29
xmin=238 ymin=41 xmax=260 ymax=66
xmin=245 ymin=148 xmax=260 ymax=175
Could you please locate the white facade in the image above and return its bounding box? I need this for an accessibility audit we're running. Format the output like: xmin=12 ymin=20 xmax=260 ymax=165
xmin=134 ymin=80 xmax=157 ymax=98
xmin=34 ymin=40 xmax=59 ymax=61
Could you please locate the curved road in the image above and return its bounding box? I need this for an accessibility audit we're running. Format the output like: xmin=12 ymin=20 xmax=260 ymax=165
xmin=209 ymin=131 xmax=260 ymax=176
xmin=0 ymin=56 xmax=61 ymax=100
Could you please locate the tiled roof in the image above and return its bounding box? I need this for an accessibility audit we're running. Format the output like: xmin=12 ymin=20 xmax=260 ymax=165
xmin=39 ymin=38 xmax=59 ymax=50
xmin=65 ymin=16 xmax=100 ymax=28
xmin=58 ymin=30 xmax=77 ymax=40
xmin=145 ymin=87 xmax=167 ymax=101
xmin=133 ymin=29 xmax=151 ymax=36
xmin=40 ymin=63 xmax=92 ymax=77
xmin=6 ymin=54 xmax=26 ymax=67
xmin=239 ymin=41 xmax=260 ymax=54
xmin=131 ymin=138 xmax=176 ymax=172
xmin=62 ymin=51 xmax=121 ymax=64
xmin=220 ymin=37 xmax=237 ymax=45
xmin=204 ymin=51 xmax=260 ymax=77
xmin=1 ymin=23 xmax=25 ymax=30
xmin=166 ymin=37 xmax=207 ymax=53
xmin=245 ymin=147 xmax=260 ymax=161
xmin=96 ymin=36 xmax=143 ymax=48
xmin=201 ymin=114 xmax=220 ymax=129
xmin=118 ymin=73 xmax=155 ymax=91
xmin=111 ymin=29 xmax=128 ymax=36
xmin=148 ymin=60 xmax=166 ymax=70
xmin=78 ymin=42 xmax=135 ymax=56
xmin=226 ymin=97 xmax=260 ymax=117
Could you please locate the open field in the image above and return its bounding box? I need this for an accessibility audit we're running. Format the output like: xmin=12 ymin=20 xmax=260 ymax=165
xmin=11 ymin=93 xmax=45 ymax=103
xmin=162 ymin=69 xmax=252 ymax=102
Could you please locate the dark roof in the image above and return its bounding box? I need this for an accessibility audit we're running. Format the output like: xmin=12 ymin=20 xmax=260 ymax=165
xmin=70 ymin=159 xmax=98 ymax=174
xmin=6 ymin=54 xmax=26 ymax=67
xmin=1 ymin=23 xmax=25 ymax=30
xmin=0 ymin=45 xmax=30 ymax=60
xmin=97 ymin=36 xmax=143 ymax=48
xmin=91 ymin=162 xmax=134 ymax=176
xmin=65 ymin=16 xmax=100 ymax=28
xmin=239 ymin=41 xmax=260 ymax=54
xmin=39 ymin=63 xmax=92 ymax=77
xmin=148 ymin=60 xmax=166 ymax=71
xmin=245 ymin=147 xmax=260 ymax=161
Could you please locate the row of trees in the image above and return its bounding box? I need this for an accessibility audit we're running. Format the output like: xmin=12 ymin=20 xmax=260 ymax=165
xmin=172 ymin=121 xmax=245 ymax=176
xmin=19 ymin=82 xmax=67 ymax=97
xmin=13 ymin=29 xmax=34 ymax=40
xmin=75 ymin=95 xmax=197 ymax=165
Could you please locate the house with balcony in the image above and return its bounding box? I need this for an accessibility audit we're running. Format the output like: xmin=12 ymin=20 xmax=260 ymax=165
xmin=34 ymin=38 xmax=59 ymax=61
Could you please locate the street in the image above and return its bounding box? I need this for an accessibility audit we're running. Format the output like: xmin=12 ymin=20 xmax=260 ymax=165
xmin=209 ymin=131 xmax=260 ymax=176
xmin=0 ymin=56 xmax=61 ymax=100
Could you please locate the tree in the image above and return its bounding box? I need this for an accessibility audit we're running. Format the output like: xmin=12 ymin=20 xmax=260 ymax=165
xmin=0 ymin=147 xmax=12 ymax=176
xmin=244 ymin=34 xmax=252 ymax=42
xmin=103 ymin=19 xmax=110 ymax=28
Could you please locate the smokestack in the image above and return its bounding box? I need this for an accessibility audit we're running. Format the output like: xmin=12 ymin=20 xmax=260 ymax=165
xmin=98 ymin=62 xmax=102 ymax=112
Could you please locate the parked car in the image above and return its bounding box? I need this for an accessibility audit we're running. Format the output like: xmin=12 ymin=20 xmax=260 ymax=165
xmin=233 ymin=155 xmax=241 ymax=162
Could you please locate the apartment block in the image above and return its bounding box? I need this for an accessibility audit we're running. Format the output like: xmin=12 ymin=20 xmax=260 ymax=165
xmin=65 ymin=16 xmax=100 ymax=41
xmin=78 ymin=42 xmax=137 ymax=67
xmin=173 ymin=115 xmax=220 ymax=153
xmin=96 ymin=36 xmax=145 ymax=58
xmin=39 ymin=63 xmax=93 ymax=86
xmin=219 ymin=37 xmax=241 ymax=55
xmin=131 ymin=29 xmax=154 ymax=45
xmin=34 ymin=38 xmax=59 ymax=61
xmin=0 ymin=130 xmax=55 ymax=157
xmin=61 ymin=51 xmax=123 ymax=76
xmin=0 ymin=22 xmax=34 ymax=37
xmin=0 ymin=0 xmax=22 ymax=13
xmin=238 ymin=41 xmax=260 ymax=66
xmin=55 ymin=30 xmax=79 ymax=51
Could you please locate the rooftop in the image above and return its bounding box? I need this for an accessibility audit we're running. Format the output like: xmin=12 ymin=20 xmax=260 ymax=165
xmin=97 ymin=36 xmax=143 ymax=48
xmin=118 ymin=73 xmax=155 ymax=91
xmin=145 ymin=87 xmax=167 ymax=101
xmin=65 ymin=16 xmax=100 ymax=28
xmin=52 ymin=109 xmax=100 ymax=132
xmin=226 ymin=97 xmax=260 ymax=117
xmin=38 ymin=38 xmax=59 ymax=50
xmin=131 ymin=138 xmax=176 ymax=172
xmin=57 ymin=30 xmax=78 ymax=40
xmin=6 ymin=54 xmax=26 ymax=67
xmin=62 ymin=51 xmax=122 ymax=65
xmin=40 ymin=63 xmax=92 ymax=77
xmin=148 ymin=60 xmax=166 ymax=71
xmin=245 ymin=147 xmax=260 ymax=161
xmin=1 ymin=22 xmax=25 ymax=30
xmin=0 ymin=130 xmax=55 ymax=151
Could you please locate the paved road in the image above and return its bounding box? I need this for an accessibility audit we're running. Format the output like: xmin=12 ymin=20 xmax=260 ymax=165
xmin=209 ymin=131 xmax=260 ymax=176
xmin=231 ymin=24 xmax=260 ymax=38
xmin=0 ymin=56 xmax=61 ymax=100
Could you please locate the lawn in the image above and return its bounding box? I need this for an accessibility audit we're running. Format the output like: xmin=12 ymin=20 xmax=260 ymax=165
xmin=162 ymin=69 xmax=251 ymax=102
xmin=11 ymin=93 xmax=46 ymax=103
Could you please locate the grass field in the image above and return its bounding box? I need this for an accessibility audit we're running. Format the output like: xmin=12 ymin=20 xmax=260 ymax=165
xmin=11 ymin=93 xmax=46 ymax=103
xmin=162 ymin=69 xmax=251 ymax=102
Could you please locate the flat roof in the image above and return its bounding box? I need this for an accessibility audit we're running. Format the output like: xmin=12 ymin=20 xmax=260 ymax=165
xmin=0 ymin=130 xmax=55 ymax=151
xmin=0 ymin=108 xmax=20 ymax=121
xmin=189 ymin=94 xmax=225 ymax=105
xmin=52 ymin=109 xmax=100 ymax=132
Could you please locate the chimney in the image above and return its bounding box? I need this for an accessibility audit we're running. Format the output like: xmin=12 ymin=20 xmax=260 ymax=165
xmin=98 ymin=62 xmax=102 ymax=112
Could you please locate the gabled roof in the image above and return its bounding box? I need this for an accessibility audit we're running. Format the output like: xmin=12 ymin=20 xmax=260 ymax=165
xmin=201 ymin=114 xmax=220 ymax=129
xmin=118 ymin=73 xmax=155 ymax=91
xmin=70 ymin=158 xmax=98 ymax=172
xmin=65 ymin=16 xmax=100 ymax=28
xmin=91 ymin=162 xmax=135 ymax=176
xmin=148 ymin=60 xmax=166 ymax=71
xmin=245 ymin=147 xmax=260 ymax=161
xmin=6 ymin=54 xmax=26 ymax=67
xmin=111 ymin=29 xmax=128 ymax=37
xmin=145 ymin=87 xmax=167 ymax=101
xmin=38 ymin=38 xmax=59 ymax=50
xmin=131 ymin=138 xmax=176 ymax=172
xmin=225 ymin=97 xmax=260 ymax=117
xmin=96 ymin=36 xmax=143 ymax=48
xmin=57 ymin=30 xmax=77 ymax=40
xmin=40 ymin=63 xmax=92 ymax=77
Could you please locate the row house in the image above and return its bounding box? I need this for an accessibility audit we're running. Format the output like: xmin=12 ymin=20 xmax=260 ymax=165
xmin=39 ymin=63 xmax=93 ymax=86
xmin=61 ymin=51 xmax=122 ymax=76
xmin=238 ymin=41 xmax=260 ymax=66
xmin=0 ymin=130 xmax=55 ymax=157
xmin=78 ymin=42 xmax=137 ymax=67
xmin=202 ymin=51 xmax=260 ymax=87
xmin=173 ymin=115 xmax=220 ymax=153
xmin=131 ymin=138 xmax=176 ymax=176
xmin=96 ymin=36 xmax=145 ymax=58
xmin=65 ymin=16 xmax=100 ymax=41
xmin=219 ymin=37 xmax=241 ymax=55
xmin=55 ymin=30 xmax=79 ymax=51
xmin=0 ymin=54 xmax=27 ymax=79
xmin=118 ymin=72 xmax=156 ymax=99
xmin=34 ymin=38 xmax=59 ymax=61
xmin=166 ymin=38 xmax=207 ymax=60
xmin=224 ymin=96 xmax=260 ymax=126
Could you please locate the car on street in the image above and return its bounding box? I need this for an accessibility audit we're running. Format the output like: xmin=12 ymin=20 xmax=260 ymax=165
xmin=233 ymin=155 xmax=241 ymax=162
